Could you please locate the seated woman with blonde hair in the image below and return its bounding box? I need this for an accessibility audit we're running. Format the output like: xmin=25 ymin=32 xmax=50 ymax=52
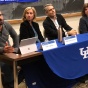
xmin=19 ymin=6 xmax=44 ymax=42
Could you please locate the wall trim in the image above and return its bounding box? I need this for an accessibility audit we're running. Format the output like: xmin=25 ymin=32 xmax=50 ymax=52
xmin=7 ymin=12 xmax=81 ymax=24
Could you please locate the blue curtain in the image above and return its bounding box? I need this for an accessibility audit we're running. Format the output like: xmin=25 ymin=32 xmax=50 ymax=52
xmin=0 ymin=0 xmax=16 ymax=4
xmin=18 ymin=0 xmax=38 ymax=2
xmin=0 ymin=0 xmax=38 ymax=4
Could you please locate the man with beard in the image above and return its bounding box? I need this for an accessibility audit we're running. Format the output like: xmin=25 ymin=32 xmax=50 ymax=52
xmin=0 ymin=11 xmax=19 ymax=88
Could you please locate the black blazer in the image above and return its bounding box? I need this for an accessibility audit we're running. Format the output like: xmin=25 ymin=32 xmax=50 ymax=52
xmin=19 ymin=20 xmax=44 ymax=42
xmin=79 ymin=16 xmax=88 ymax=34
xmin=43 ymin=14 xmax=72 ymax=40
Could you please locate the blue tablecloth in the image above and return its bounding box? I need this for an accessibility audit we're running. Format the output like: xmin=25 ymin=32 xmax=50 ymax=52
xmin=38 ymin=33 xmax=88 ymax=79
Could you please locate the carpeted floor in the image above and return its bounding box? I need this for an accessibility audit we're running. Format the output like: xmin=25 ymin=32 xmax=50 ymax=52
xmin=72 ymin=82 xmax=88 ymax=88
xmin=18 ymin=81 xmax=27 ymax=88
xmin=19 ymin=81 xmax=88 ymax=88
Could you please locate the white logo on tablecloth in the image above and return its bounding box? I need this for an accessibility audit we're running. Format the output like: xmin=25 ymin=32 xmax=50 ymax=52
xmin=79 ymin=47 xmax=88 ymax=59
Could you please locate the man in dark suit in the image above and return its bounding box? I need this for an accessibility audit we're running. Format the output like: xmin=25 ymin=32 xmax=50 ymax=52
xmin=43 ymin=4 xmax=77 ymax=40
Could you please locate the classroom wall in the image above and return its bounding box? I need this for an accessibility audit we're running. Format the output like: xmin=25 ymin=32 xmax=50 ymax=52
xmin=9 ymin=15 xmax=81 ymax=45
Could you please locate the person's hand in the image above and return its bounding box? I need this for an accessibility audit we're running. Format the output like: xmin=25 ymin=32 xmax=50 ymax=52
xmin=3 ymin=42 xmax=14 ymax=53
xmin=67 ymin=29 xmax=77 ymax=36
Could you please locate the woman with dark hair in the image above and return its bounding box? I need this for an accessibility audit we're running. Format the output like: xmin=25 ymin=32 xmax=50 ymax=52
xmin=79 ymin=3 xmax=88 ymax=34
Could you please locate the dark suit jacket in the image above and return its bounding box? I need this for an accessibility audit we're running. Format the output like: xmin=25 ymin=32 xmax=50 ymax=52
xmin=19 ymin=20 xmax=44 ymax=42
xmin=79 ymin=16 xmax=88 ymax=34
xmin=43 ymin=14 xmax=72 ymax=40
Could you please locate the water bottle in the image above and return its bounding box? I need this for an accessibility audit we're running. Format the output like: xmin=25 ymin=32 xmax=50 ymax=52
xmin=57 ymin=25 xmax=62 ymax=42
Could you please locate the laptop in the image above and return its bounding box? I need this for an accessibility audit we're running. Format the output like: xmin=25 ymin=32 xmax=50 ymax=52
xmin=19 ymin=37 xmax=38 ymax=55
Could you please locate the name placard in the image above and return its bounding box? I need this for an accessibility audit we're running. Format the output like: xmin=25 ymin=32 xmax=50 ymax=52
xmin=63 ymin=35 xmax=77 ymax=45
xmin=41 ymin=40 xmax=57 ymax=51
